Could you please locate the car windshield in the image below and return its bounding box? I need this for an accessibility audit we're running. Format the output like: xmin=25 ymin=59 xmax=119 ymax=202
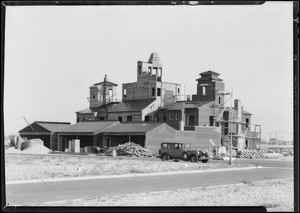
xmin=183 ymin=144 xmax=191 ymax=149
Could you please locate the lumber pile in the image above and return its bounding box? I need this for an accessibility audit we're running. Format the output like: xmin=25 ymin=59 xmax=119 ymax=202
xmin=104 ymin=142 xmax=155 ymax=157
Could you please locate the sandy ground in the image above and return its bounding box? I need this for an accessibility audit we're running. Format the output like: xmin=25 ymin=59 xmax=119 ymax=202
xmin=38 ymin=179 xmax=294 ymax=212
xmin=5 ymin=153 xmax=253 ymax=181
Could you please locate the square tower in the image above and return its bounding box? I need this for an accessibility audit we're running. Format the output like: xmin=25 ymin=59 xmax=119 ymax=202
xmin=192 ymin=71 xmax=225 ymax=106
xmin=122 ymin=53 xmax=181 ymax=107
xmin=89 ymin=75 xmax=118 ymax=109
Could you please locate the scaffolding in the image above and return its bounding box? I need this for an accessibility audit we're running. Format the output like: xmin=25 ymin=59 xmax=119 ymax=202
xmin=213 ymin=89 xmax=261 ymax=164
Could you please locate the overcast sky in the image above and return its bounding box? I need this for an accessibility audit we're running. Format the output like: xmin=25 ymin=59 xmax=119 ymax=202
xmin=4 ymin=2 xmax=293 ymax=140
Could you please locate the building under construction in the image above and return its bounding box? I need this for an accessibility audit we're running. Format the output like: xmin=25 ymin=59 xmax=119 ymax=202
xmin=18 ymin=53 xmax=260 ymax=152
xmin=75 ymin=53 xmax=260 ymax=151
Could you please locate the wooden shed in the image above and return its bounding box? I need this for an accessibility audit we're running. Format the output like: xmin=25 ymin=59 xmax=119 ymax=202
xmin=56 ymin=120 xmax=119 ymax=151
xmin=18 ymin=121 xmax=71 ymax=150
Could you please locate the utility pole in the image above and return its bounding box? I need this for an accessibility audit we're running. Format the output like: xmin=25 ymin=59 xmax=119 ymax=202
xmin=228 ymin=119 xmax=232 ymax=165
xmin=276 ymin=131 xmax=278 ymax=145
xmin=258 ymin=125 xmax=261 ymax=150
xmin=228 ymin=89 xmax=233 ymax=166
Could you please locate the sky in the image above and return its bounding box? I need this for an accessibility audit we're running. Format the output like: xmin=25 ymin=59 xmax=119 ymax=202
xmin=4 ymin=2 xmax=294 ymax=141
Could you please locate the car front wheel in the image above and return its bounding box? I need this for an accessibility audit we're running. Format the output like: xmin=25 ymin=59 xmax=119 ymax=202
xmin=161 ymin=154 xmax=170 ymax=161
xmin=190 ymin=155 xmax=198 ymax=163
xmin=201 ymin=159 xmax=209 ymax=163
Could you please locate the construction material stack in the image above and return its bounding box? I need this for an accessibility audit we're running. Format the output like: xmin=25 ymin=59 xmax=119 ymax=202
xmin=103 ymin=142 xmax=155 ymax=157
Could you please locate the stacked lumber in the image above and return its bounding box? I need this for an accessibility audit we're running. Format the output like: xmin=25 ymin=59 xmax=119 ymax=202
xmin=104 ymin=142 xmax=155 ymax=157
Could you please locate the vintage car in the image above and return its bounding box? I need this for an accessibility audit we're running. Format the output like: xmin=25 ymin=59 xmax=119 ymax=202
xmin=157 ymin=142 xmax=209 ymax=163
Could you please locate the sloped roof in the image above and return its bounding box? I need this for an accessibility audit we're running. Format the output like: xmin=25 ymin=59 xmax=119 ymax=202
xmin=37 ymin=122 xmax=72 ymax=132
xmin=101 ymin=122 xmax=165 ymax=133
xmin=163 ymin=101 xmax=211 ymax=110
xmin=200 ymin=70 xmax=220 ymax=76
xmin=108 ymin=99 xmax=156 ymax=112
xmin=57 ymin=121 xmax=119 ymax=134
xmin=196 ymin=70 xmax=222 ymax=81
xmin=76 ymin=108 xmax=94 ymax=114
xmin=19 ymin=121 xmax=71 ymax=133
xmin=242 ymin=110 xmax=252 ymax=115
xmin=92 ymin=81 xmax=118 ymax=87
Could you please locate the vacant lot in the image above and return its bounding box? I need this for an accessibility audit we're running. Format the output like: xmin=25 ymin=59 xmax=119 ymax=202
xmin=5 ymin=154 xmax=253 ymax=181
xmin=39 ymin=179 xmax=294 ymax=211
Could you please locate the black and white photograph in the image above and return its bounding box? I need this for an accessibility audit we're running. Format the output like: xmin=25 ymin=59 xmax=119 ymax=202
xmin=2 ymin=1 xmax=297 ymax=211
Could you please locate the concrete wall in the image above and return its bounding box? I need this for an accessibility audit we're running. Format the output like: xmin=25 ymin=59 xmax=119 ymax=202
xmin=90 ymin=84 xmax=118 ymax=108
xmin=161 ymin=82 xmax=182 ymax=106
xmin=141 ymin=100 xmax=160 ymax=121
xmin=76 ymin=113 xmax=94 ymax=123
xmin=145 ymin=124 xmax=221 ymax=154
xmin=145 ymin=123 xmax=177 ymax=153
xmin=122 ymin=80 xmax=157 ymax=101
xmin=107 ymin=112 xmax=143 ymax=122
xmin=193 ymin=80 xmax=225 ymax=104
xmin=122 ymin=80 xmax=180 ymax=108
xmin=198 ymin=106 xmax=212 ymax=126
xmin=173 ymin=126 xmax=221 ymax=150
xmin=159 ymin=109 xmax=182 ymax=130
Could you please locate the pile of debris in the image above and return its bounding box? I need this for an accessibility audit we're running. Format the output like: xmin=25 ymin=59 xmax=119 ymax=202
xmin=103 ymin=142 xmax=155 ymax=157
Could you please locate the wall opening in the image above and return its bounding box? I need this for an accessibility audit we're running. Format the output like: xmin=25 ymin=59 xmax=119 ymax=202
xmin=209 ymin=116 xmax=214 ymax=126
xmin=152 ymin=67 xmax=157 ymax=75
xmin=118 ymin=117 xmax=122 ymax=122
xmin=188 ymin=115 xmax=195 ymax=126
xmin=127 ymin=116 xmax=132 ymax=122
xmin=123 ymin=89 xmax=127 ymax=98
xmin=145 ymin=116 xmax=150 ymax=122
xmin=157 ymin=88 xmax=161 ymax=96
xmin=152 ymin=87 xmax=155 ymax=96
xmin=163 ymin=116 xmax=167 ymax=122
xmin=202 ymin=86 xmax=206 ymax=95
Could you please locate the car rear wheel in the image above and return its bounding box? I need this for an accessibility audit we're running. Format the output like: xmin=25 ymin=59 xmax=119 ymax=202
xmin=182 ymin=152 xmax=189 ymax=161
xmin=161 ymin=154 xmax=170 ymax=161
xmin=190 ymin=155 xmax=198 ymax=163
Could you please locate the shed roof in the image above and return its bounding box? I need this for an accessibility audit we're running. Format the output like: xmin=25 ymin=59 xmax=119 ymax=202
xmin=101 ymin=122 xmax=165 ymax=134
xmin=108 ymin=99 xmax=155 ymax=112
xmin=37 ymin=122 xmax=72 ymax=132
xmin=19 ymin=121 xmax=71 ymax=133
xmin=57 ymin=121 xmax=119 ymax=134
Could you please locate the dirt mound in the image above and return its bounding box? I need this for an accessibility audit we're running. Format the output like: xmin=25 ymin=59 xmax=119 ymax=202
xmin=22 ymin=144 xmax=51 ymax=154
xmin=21 ymin=139 xmax=44 ymax=150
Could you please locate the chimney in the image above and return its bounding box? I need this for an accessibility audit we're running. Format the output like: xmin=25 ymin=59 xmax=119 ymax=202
xmin=234 ymin=99 xmax=242 ymax=122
